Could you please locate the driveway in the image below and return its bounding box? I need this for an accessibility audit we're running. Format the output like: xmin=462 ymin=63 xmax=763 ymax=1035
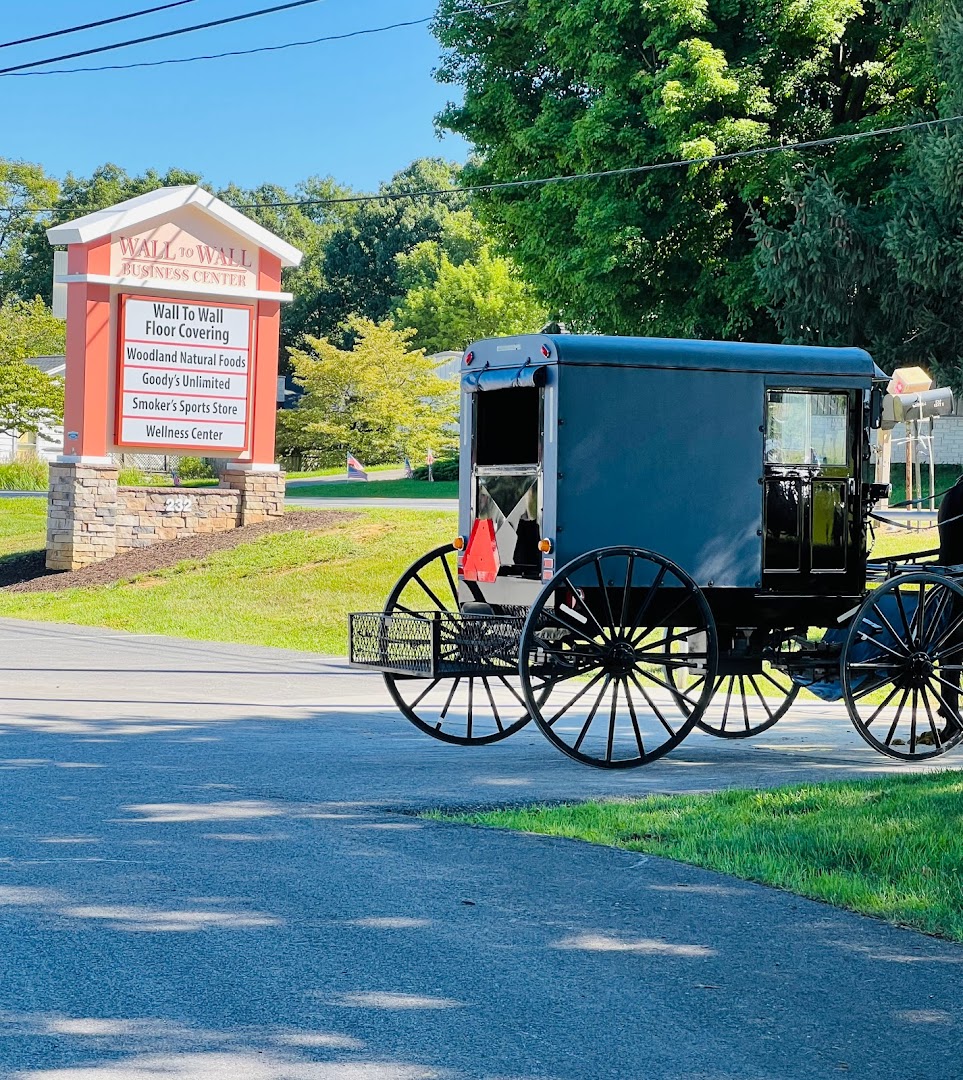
xmin=0 ymin=617 xmax=960 ymax=1079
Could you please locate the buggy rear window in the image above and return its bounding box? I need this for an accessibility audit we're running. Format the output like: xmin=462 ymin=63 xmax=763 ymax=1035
xmin=474 ymin=387 xmax=541 ymax=466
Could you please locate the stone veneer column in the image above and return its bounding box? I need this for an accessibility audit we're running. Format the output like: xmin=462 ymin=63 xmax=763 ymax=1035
xmin=46 ymin=459 xmax=119 ymax=570
xmin=221 ymin=465 xmax=285 ymax=525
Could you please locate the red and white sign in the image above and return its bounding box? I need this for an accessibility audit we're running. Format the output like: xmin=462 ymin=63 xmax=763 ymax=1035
xmin=110 ymin=219 xmax=260 ymax=291
xmin=116 ymin=295 xmax=254 ymax=452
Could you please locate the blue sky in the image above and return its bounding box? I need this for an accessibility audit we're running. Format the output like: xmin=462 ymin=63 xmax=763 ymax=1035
xmin=0 ymin=0 xmax=470 ymax=194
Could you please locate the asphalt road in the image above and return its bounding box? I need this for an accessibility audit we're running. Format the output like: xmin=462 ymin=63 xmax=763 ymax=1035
xmin=0 ymin=617 xmax=960 ymax=1079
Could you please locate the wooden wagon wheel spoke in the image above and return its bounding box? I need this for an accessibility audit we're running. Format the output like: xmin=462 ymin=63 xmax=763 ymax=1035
xmin=545 ymin=670 xmax=608 ymax=727
xmin=572 ymin=676 xmax=613 ymax=753
xmin=920 ymin=687 xmax=943 ymax=748
xmin=594 ymin=557 xmax=618 ymax=637
xmin=893 ymin=588 xmax=917 ymax=649
xmin=619 ymin=554 xmax=636 ymax=629
xmin=626 ymin=564 xmax=668 ymax=641
xmin=926 ymin=609 xmax=963 ymax=657
xmin=862 ymin=685 xmax=901 ymax=728
xmin=849 ymin=674 xmax=899 ymax=702
xmin=842 ymin=572 xmax=963 ymax=761
xmin=628 ymin=671 xmax=678 ymax=739
xmin=921 ymin=585 xmax=954 ymax=646
xmin=746 ymin=676 xmax=777 ymax=721
xmin=882 ymin=689 xmax=911 ymax=748
xmin=542 ymin=609 xmax=606 ymax=650
xmin=382 ymin=544 xmax=534 ymax=746
xmin=621 ymin=676 xmax=646 ymax=758
xmin=868 ymin=601 xmax=911 ymax=655
xmin=518 ymin=547 xmax=716 ymax=769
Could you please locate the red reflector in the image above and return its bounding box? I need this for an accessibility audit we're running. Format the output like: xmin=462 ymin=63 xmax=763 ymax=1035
xmin=464 ymin=350 xmax=475 ymax=366
xmin=541 ymin=344 xmax=551 ymax=358
xmin=462 ymin=518 xmax=500 ymax=584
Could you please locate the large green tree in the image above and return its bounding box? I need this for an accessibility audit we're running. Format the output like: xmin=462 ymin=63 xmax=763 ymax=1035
xmin=0 ymin=160 xmax=59 ymax=306
xmin=0 ymin=297 xmax=65 ymax=438
xmin=277 ymin=318 xmax=459 ymax=466
xmin=311 ymin=158 xmax=471 ymax=342
xmin=754 ymin=1 xmax=963 ymax=383
xmin=396 ymin=244 xmax=544 ymax=352
xmin=880 ymin=4 xmax=963 ymax=386
xmin=433 ymin=0 xmax=937 ymax=339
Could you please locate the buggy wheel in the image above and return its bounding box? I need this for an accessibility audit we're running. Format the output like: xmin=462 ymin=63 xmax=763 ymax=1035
xmin=841 ymin=572 xmax=963 ymax=760
xmin=692 ymin=669 xmax=799 ymax=739
xmin=518 ymin=546 xmax=718 ymax=768
xmin=383 ymin=544 xmax=533 ymax=745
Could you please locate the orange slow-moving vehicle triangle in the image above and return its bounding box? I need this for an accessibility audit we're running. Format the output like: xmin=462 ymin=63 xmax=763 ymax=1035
xmin=462 ymin=519 xmax=500 ymax=583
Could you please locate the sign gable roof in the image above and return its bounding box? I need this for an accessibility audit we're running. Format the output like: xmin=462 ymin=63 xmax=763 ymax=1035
xmin=46 ymin=185 xmax=303 ymax=268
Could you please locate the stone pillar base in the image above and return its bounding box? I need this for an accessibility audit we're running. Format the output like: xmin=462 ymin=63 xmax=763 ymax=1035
xmin=46 ymin=461 xmax=119 ymax=570
xmin=222 ymin=467 xmax=285 ymax=525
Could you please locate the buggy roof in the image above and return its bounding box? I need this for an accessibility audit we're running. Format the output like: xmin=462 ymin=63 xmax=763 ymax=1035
xmin=467 ymin=334 xmax=884 ymax=380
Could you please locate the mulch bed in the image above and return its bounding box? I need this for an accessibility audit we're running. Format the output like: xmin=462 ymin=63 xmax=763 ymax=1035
xmin=0 ymin=510 xmax=358 ymax=594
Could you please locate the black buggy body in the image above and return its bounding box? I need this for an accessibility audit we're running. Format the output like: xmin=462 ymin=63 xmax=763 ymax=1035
xmin=350 ymin=334 xmax=963 ymax=768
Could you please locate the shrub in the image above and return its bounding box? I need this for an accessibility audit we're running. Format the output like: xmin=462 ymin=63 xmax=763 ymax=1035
xmin=117 ymin=466 xmax=151 ymax=486
xmin=413 ymin=456 xmax=459 ymax=482
xmin=0 ymin=457 xmax=48 ymax=491
xmin=175 ymin=456 xmax=217 ymax=480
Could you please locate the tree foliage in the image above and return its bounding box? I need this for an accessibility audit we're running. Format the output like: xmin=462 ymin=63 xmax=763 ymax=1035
xmin=433 ymin=0 xmax=937 ymax=339
xmin=312 ymin=159 xmax=471 ymax=342
xmin=754 ymin=2 xmax=963 ymax=385
xmin=396 ymin=244 xmax=544 ymax=352
xmin=0 ymin=297 xmax=65 ymax=437
xmin=277 ymin=318 xmax=458 ymax=466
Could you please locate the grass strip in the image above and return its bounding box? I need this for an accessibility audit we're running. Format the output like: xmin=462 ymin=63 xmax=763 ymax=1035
xmin=0 ymin=507 xmax=456 ymax=653
xmin=287 ymin=479 xmax=457 ymax=499
xmin=430 ymin=773 xmax=963 ymax=941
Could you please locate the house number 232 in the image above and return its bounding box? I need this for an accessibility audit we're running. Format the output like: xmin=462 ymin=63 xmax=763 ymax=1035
xmin=164 ymin=496 xmax=194 ymax=513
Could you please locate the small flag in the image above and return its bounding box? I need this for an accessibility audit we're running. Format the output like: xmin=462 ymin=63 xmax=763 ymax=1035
xmin=404 ymin=456 xmax=413 ymax=478
xmin=347 ymin=453 xmax=368 ymax=481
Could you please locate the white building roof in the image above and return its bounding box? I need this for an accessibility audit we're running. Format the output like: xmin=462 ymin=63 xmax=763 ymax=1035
xmin=46 ymin=185 xmax=303 ymax=268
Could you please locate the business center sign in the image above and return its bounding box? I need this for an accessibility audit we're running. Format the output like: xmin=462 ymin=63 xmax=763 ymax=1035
xmin=117 ymin=296 xmax=253 ymax=452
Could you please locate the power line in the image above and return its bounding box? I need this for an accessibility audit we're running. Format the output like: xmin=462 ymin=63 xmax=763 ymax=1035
xmin=0 ymin=0 xmax=332 ymax=76
xmin=0 ymin=1 xmax=201 ymax=52
xmin=0 ymin=0 xmax=515 ymax=78
xmin=5 ymin=112 xmax=961 ymax=219
xmin=234 ymin=113 xmax=963 ymax=208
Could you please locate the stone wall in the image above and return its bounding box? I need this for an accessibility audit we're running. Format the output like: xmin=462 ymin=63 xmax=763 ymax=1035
xmin=115 ymin=488 xmax=241 ymax=552
xmin=46 ymin=462 xmax=285 ymax=570
xmin=46 ymin=461 xmax=118 ymax=570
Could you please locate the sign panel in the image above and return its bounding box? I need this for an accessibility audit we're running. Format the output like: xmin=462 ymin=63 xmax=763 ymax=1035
xmin=116 ymin=295 xmax=254 ymax=452
xmin=111 ymin=218 xmax=259 ymax=291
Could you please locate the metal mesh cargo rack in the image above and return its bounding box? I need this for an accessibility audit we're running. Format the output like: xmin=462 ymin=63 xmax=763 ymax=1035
xmin=349 ymin=611 xmax=525 ymax=678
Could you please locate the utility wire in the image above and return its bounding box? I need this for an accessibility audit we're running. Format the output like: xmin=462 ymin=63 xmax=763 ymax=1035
xmin=0 ymin=0 xmax=331 ymax=76
xmin=5 ymin=111 xmax=961 ymax=218
xmin=0 ymin=1 xmax=202 ymax=51
xmin=234 ymin=112 xmax=963 ymax=209
xmin=0 ymin=0 xmax=514 ymax=77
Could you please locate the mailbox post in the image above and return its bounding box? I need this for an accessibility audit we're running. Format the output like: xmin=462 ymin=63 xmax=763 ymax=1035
xmin=45 ymin=186 xmax=302 ymax=570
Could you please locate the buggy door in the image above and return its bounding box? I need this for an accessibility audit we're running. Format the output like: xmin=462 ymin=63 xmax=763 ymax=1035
xmin=763 ymin=389 xmax=861 ymax=591
xmin=471 ymin=384 xmax=543 ymax=576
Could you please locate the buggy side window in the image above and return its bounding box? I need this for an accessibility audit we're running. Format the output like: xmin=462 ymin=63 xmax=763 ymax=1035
xmin=765 ymin=391 xmax=848 ymax=466
xmin=764 ymin=389 xmax=853 ymax=578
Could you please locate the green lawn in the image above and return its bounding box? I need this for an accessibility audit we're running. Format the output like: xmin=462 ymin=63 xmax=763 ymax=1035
xmin=0 ymin=505 xmax=455 ymax=653
xmin=0 ymin=498 xmax=46 ymax=557
xmin=286 ymin=478 xmax=458 ymax=499
xmin=433 ymin=772 xmax=963 ymax=941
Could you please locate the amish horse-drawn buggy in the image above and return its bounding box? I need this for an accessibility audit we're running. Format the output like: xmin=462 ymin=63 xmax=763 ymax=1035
xmin=349 ymin=334 xmax=963 ymax=767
